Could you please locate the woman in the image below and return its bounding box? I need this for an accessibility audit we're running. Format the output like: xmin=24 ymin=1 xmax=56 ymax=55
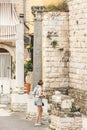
xmin=33 ymin=80 xmax=45 ymax=126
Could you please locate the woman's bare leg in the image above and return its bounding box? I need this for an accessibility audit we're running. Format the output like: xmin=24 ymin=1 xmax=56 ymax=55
xmin=39 ymin=106 xmax=43 ymax=123
xmin=35 ymin=106 xmax=41 ymax=124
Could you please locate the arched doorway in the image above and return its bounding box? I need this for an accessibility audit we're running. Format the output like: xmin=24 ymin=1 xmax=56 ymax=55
xmin=0 ymin=48 xmax=11 ymax=78
xmin=0 ymin=48 xmax=12 ymax=104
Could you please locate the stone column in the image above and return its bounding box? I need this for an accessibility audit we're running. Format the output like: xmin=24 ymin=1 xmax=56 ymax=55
xmin=16 ymin=22 xmax=24 ymax=89
xmin=11 ymin=17 xmax=28 ymax=112
xmin=32 ymin=6 xmax=45 ymax=88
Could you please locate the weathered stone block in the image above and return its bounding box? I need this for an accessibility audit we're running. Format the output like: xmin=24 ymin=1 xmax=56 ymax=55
xmin=50 ymin=115 xmax=82 ymax=130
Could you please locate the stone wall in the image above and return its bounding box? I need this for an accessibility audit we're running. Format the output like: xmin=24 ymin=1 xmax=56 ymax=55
xmin=42 ymin=11 xmax=69 ymax=101
xmin=67 ymin=0 xmax=87 ymax=113
xmin=69 ymin=88 xmax=87 ymax=114
xmin=11 ymin=93 xmax=28 ymax=111
xmin=15 ymin=0 xmax=30 ymax=21
xmin=15 ymin=0 xmax=30 ymax=34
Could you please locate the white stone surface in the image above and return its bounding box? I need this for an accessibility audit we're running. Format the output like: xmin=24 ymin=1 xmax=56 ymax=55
xmin=0 ymin=78 xmax=11 ymax=94
xmin=52 ymin=92 xmax=61 ymax=103
xmin=82 ymin=115 xmax=87 ymax=130
xmin=0 ymin=79 xmax=16 ymax=93
xmin=42 ymin=11 xmax=69 ymax=89
xmin=11 ymin=93 xmax=28 ymax=111
xmin=16 ymin=23 xmax=24 ymax=88
xmin=61 ymin=99 xmax=73 ymax=109
xmin=11 ymin=93 xmax=28 ymax=104
xmin=50 ymin=115 xmax=82 ymax=130
xmin=0 ymin=104 xmax=13 ymax=117
xmin=0 ymin=109 xmax=12 ymax=117
xmin=68 ymin=0 xmax=87 ymax=91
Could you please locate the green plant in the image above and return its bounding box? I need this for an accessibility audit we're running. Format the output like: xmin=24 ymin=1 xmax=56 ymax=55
xmin=26 ymin=44 xmax=33 ymax=52
xmin=47 ymin=31 xmax=52 ymax=40
xmin=47 ymin=34 xmax=52 ymax=39
xmin=50 ymin=128 xmax=56 ymax=130
xmin=71 ymin=103 xmax=77 ymax=112
xmin=12 ymin=61 xmax=16 ymax=79
xmin=24 ymin=58 xmax=33 ymax=82
xmin=51 ymin=40 xmax=57 ymax=48
xmin=46 ymin=0 xmax=68 ymax=12
xmin=48 ymin=118 xmax=51 ymax=124
xmin=10 ymin=108 xmax=13 ymax=112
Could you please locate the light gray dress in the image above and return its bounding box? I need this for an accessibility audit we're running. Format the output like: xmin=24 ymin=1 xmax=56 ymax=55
xmin=33 ymin=85 xmax=42 ymax=106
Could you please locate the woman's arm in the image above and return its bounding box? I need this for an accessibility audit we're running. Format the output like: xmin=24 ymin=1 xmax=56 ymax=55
xmin=38 ymin=90 xmax=45 ymax=98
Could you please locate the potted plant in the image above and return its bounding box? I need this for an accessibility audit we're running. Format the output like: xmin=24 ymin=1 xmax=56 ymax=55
xmin=24 ymin=58 xmax=33 ymax=94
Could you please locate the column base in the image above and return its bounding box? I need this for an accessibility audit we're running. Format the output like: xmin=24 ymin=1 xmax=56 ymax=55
xmin=11 ymin=89 xmax=28 ymax=112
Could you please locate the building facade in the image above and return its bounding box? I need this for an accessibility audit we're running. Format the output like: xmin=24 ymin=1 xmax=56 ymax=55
xmin=32 ymin=0 xmax=87 ymax=114
xmin=0 ymin=0 xmax=30 ymax=110
xmin=0 ymin=0 xmax=87 ymax=114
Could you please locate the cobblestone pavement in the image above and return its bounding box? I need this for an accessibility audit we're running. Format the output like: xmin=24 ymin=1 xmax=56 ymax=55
xmin=0 ymin=104 xmax=49 ymax=130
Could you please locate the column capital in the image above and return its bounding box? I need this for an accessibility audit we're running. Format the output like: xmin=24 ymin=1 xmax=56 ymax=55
xmin=31 ymin=6 xmax=45 ymax=21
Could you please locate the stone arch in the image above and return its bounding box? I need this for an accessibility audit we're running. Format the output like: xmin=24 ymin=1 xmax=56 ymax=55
xmin=0 ymin=44 xmax=15 ymax=60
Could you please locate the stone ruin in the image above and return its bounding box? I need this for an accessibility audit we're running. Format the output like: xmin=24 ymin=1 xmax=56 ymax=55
xmin=49 ymin=91 xmax=83 ymax=130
